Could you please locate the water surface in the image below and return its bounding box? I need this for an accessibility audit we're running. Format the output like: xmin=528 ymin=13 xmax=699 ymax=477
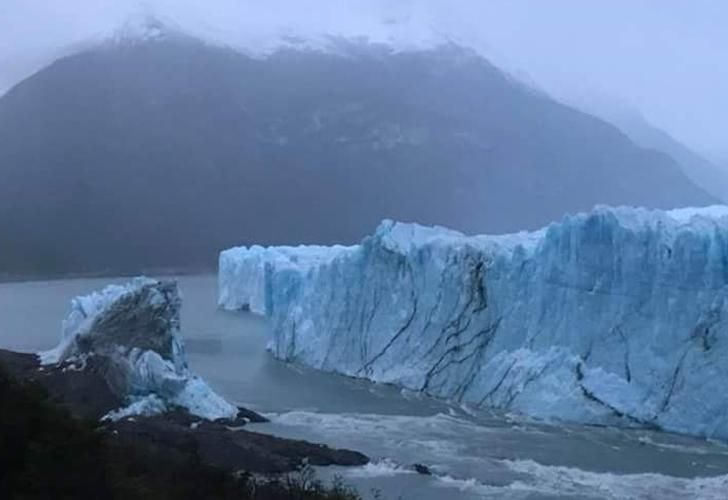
xmin=2 ymin=275 xmax=727 ymax=499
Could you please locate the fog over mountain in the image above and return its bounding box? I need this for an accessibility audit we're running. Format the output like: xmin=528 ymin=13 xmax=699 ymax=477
xmin=3 ymin=8 xmax=728 ymax=500
xmin=579 ymin=102 xmax=728 ymax=203
xmin=3 ymin=1 xmax=727 ymax=162
xmin=0 ymin=27 xmax=714 ymax=276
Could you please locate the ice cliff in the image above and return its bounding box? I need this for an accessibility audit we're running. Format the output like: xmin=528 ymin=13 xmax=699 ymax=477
xmin=218 ymin=244 xmax=353 ymax=314
xmin=41 ymin=277 xmax=238 ymax=421
xmin=219 ymin=206 xmax=728 ymax=439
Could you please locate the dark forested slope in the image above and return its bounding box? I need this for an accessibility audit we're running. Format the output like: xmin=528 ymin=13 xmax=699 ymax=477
xmin=0 ymin=34 xmax=713 ymax=276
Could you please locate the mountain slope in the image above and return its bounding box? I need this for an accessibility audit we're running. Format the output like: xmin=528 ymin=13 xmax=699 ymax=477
xmin=0 ymin=34 xmax=714 ymax=276
xmin=585 ymin=106 xmax=728 ymax=202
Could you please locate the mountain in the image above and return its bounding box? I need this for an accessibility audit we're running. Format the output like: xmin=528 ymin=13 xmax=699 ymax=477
xmin=0 ymin=31 xmax=714 ymax=276
xmin=582 ymin=105 xmax=728 ymax=203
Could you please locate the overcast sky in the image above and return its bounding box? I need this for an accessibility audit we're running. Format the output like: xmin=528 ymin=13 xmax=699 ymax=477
xmin=0 ymin=0 xmax=725 ymax=161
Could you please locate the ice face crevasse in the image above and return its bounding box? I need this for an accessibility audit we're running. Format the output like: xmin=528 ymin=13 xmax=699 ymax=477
xmin=40 ymin=277 xmax=238 ymax=421
xmin=219 ymin=205 xmax=728 ymax=440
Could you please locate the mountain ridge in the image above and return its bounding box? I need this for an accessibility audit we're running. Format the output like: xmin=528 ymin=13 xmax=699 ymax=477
xmin=0 ymin=33 xmax=714 ymax=276
xmin=573 ymin=99 xmax=728 ymax=203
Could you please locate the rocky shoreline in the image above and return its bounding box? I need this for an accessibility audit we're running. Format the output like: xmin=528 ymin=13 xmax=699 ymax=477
xmin=0 ymin=276 xmax=368 ymax=480
xmin=0 ymin=348 xmax=368 ymax=474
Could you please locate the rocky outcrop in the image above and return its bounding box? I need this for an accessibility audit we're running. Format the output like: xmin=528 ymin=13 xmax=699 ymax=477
xmin=0 ymin=348 xmax=367 ymax=473
xmin=41 ymin=277 xmax=238 ymax=420
xmin=0 ymin=276 xmax=368 ymax=473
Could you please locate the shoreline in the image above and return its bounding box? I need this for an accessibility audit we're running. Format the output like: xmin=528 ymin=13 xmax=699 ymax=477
xmin=0 ymin=350 xmax=367 ymax=499
xmin=0 ymin=347 xmax=369 ymax=474
xmin=0 ymin=266 xmax=216 ymax=285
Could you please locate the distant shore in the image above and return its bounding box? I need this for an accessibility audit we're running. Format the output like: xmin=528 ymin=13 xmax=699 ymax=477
xmin=0 ymin=265 xmax=216 ymax=284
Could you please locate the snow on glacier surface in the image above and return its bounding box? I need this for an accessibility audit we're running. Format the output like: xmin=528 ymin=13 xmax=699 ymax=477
xmin=41 ymin=277 xmax=238 ymax=421
xmin=219 ymin=205 xmax=728 ymax=439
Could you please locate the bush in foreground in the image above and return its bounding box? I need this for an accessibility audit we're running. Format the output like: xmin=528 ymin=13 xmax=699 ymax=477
xmin=0 ymin=367 xmax=361 ymax=500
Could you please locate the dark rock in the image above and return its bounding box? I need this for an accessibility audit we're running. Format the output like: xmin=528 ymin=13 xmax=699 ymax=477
xmin=35 ymin=357 xmax=124 ymax=420
xmin=0 ymin=349 xmax=38 ymax=377
xmin=108 ymin=415 xmax=367 ymax=474
xmin=73 ymin=280 xmax=181 ymax=363
xmin=0 ymin=349 xmax=121 ymax=420
xmin=46 ymin=279 xmax=247 ymax=422
xmin=234 ymin=406 xmax=269 ymax=424
xmin=0 ymin=348 xmax=368 ymax=474
xmin=412 ymin=463 xmax=432 ymax=475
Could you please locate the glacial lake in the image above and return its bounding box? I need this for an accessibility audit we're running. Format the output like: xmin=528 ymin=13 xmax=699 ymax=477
xmin=2 ymin=274 xmax=728 ymax=499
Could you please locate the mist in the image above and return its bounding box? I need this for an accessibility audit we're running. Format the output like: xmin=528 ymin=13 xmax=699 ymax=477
xmin=3 ymin=4 xmax=728 ymax=499
xmin=0 ymin=1 xmax=725 ymax=276
xmin=1 ymin=0 xmax=726 ymax=160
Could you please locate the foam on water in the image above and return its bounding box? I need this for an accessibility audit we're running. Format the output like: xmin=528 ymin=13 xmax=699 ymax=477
xmin=260 ymin=409 xmax=728 ymax=499
xmin=502 ymin=459 xmax=728 ymax=500
xmin=343 ymin=459 xmax=415 ymax=478
xmin=332 ymin=455 xmax=728 ymax=500
xmin=5 ymin=275 xmax=728 ymax=500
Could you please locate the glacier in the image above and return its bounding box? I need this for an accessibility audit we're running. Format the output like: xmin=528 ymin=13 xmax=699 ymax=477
xmin=218 ymin=244 xmax=353 ymax=314
xmin=219 ymin=205 xmax=728 ymax=439
xmin=41 ymin=277 xmax=238 ymax=421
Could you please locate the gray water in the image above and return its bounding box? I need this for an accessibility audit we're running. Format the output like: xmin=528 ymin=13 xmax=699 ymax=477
xmin=1 ymin=274 xmax=728 ymax=499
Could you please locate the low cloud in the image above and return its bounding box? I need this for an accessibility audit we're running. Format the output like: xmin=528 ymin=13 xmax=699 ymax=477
xmin=0 ymin=0 xmax=725 ymax=159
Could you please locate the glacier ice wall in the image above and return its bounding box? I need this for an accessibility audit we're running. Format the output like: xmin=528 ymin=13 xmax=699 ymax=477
xmin=218 ymin=244 xmax=353 ymax=314
xmin=41 ymin=277 xmax=238 ymax=421
xmin=221 ymin=206 xmax=728 ymax=439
